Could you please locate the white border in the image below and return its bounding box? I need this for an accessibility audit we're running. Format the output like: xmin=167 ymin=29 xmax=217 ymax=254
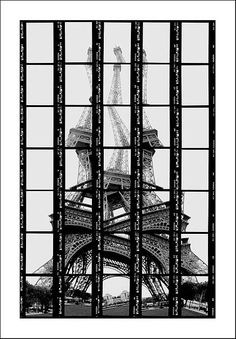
xmin=1 ymin=1 xmax=235 ymax=338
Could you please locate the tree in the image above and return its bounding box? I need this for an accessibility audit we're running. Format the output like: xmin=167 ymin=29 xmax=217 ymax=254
xmin=197 ymin=281 xmax=209 ymax=303
xmin=72 ymin=289 xmax=91 ymax=302
xmin=181 ymin=280 xmax=209 ymax=304
xmin=36 ymin=287 xmax=52 ymax=313
xmin=25 ymin=281 xmax=38 ymax=312
xmin=25 ymin=281 xmax=52 ymax=313
xmin=181 ymin=281 xmax=197 ymax=304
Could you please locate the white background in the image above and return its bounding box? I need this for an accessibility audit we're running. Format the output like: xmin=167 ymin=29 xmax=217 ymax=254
xmin=1 ymin=1 xmax=235 ymax=338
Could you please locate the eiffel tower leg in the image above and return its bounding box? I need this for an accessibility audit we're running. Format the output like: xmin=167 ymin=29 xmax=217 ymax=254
xmin=144 ymin=276 xmax=167 ymax=301
xmin=143 ymin=149 xmax=156 ymax=184
xmin=118 ymin=191 xmax=130 ymax=212
xmin=73 ymin=275 xmax=91 ymax=292
xmin=104 ymin=192 xmax=111 ymax=220
xmin=65 ymin=190 xmax=83 ymax=203
xmin=66 ymin=255 xmax=82 ymax=275
xmin=143 ymin=191 xmax=162 ymax=207
xmin=76 ymin=149 xmax=91 ymax=184
xmin=82 ymin=253 xmax=88 ymax=274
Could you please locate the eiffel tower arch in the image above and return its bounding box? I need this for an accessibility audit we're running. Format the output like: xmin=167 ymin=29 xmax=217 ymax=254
xmin=35 ymin=46 xmax=208 ymax=304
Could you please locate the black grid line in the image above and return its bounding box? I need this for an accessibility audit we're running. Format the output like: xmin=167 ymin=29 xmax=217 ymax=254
xmin=20 ymin=21 xmax=26 ymax=317
xmin=208 ymin=21 xmax=216 ymax=317
xmin=91 ymin=21 xmax=104 ymax=317
xmin=169 ymin=21 xmax=182 ymax=317
xmin=52 ymin=21 xmax=65 ymax=317
xmin=129 ymin=21 xmax=143 ymax=317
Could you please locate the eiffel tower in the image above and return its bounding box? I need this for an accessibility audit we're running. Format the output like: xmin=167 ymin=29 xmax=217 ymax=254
xmin=35 ymin=46 xmax=207 ymax=302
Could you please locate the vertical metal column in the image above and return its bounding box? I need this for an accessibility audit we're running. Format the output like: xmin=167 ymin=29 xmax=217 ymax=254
xmin=130 ymin=21 xmax=143 ymax=317
xmin=91 ymin=21 xmax=104 ymax=317
xmin=208 ymin=21 xmax=215 ymax=318
xmin=53 ymin=21 xmax=65 ymax=317
xmin=20 ymin=21 xmax=26 ymax=318
xmin=169 ymin=21 xmax=182 ymax=317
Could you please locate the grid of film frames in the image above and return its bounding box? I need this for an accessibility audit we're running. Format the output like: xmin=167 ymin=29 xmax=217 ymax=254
xmin=20 ymin=20 xmax=215 ymax=318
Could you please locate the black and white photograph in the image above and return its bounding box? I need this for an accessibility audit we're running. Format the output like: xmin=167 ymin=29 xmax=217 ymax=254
xmin=19 ymin=19 xmax=215 ymax=320
xmin=1 ymin=0 xmax=235 ymax=337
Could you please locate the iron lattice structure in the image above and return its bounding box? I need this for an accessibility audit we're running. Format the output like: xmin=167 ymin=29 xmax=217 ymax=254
xmin=35 ymin=47 xmax=208 ymax=301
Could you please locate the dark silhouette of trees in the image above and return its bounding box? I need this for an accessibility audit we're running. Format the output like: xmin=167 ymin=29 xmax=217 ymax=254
xmin=72 ymin=289 xmax=91 ymax=302
xmin=26 ymin=281 xmax=52 ymax=313
xmin=181 ymin=280 xmax=208 ymax=305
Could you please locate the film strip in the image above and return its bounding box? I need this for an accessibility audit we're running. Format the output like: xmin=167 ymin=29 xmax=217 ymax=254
xmin=91 ymin=21 xmax=104 ymax=317
xmin=208 ymin=21 xmax=215 ymax=317
xmin=130 ymin=21 xmax=143 ymax=317
xmin=169 ymin=21 xmax=182 ymax=316
xmin=20 ymin=20 xmax=215 ymax=318
xmin=20 ymin=21 xmax=26 ymax=318
xmin=53 ymin=21 xmax=65 ymax=317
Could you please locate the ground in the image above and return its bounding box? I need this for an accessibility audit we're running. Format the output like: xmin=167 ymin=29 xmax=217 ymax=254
xmin=26 ymin=303 xmax=207 ymax=317
xmin=63 ymin=303 xmax=208 ymax=317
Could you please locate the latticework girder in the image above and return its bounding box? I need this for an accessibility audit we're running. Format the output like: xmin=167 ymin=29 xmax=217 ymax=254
xmin=106 ymin=148 xmax=129 ymax=174
xmin=107 ymin=106 xmax=129 ymax=146
xmin=66 ymin=275 xmax=92 ymax=293
xmin=85 ymin=47 xmax=92 ymax=89
xmin=143 ymin=149 xmax=156 ymax=184
xmin=142 ymin=190 xmax=163 ymax=207
xmin=142 ymin=49 xmax=153 ymax=130
xmin=35 ymin=231 xmax=208 ymax=299
xmin=65 ymin=47 xmax=92 ymax=147
xmin=113 ymin=46 xmax=126 ymax=63
xmin=67 ymin=251 xmax=91 ymax=275
xmin=107 ymin=64 xmax=123 ymax=104
xmin=143 ymin=110 xmax=152 ymax=130
xmin=142 ymin=256 xmax=162 ymax=274
xmin=75 ymin=106 xmax=92 ymax=132
xmin=118 ymin=191 xmax=130 ymax=212
xmin=65 ymin=191 xmax=83 ymax=204
xmin=106 ymin=110 xmax=129 ymax=174
xmin=143 ymin=275 xmax=167 ymax=300
xmin=77 ymin=149 xmax=92 ymax=184
xmin=103 ymin=191 xmax=131 ymax=221
xmin=142 ymin=49 xmax=148 ymax=105
xmin=104 ymin=192 xmax=113 ymax=221
xmin=105 ymin=47 xmax=130 ymax=174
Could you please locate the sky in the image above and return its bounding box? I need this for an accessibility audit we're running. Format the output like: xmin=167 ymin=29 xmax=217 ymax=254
xmin=181 ymin=233 xmax=208 ymax=265
xmin=183 ymin=192 xmax=208 ymax=232
xmin=104 ymin=23 xmax=131 ymax=63
xmin=27 ymin=22 xmax=208 ymax=64
xmin=65 ymin=22 xmax=92 ymax=62
xmin=26 ymin=191 xmax=53 ymax=232
xmin=26 ymin=233 xmax=53 ymax=273
xmin=27 ymin=107 xmax=53 ymax=147
xmin=27 ymin=150 xmax=53 ymax=190
xmin=27 ymin=23 xmax=53 ymax=63
xmin=143 ymin=23 xmax=170 ymax=63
